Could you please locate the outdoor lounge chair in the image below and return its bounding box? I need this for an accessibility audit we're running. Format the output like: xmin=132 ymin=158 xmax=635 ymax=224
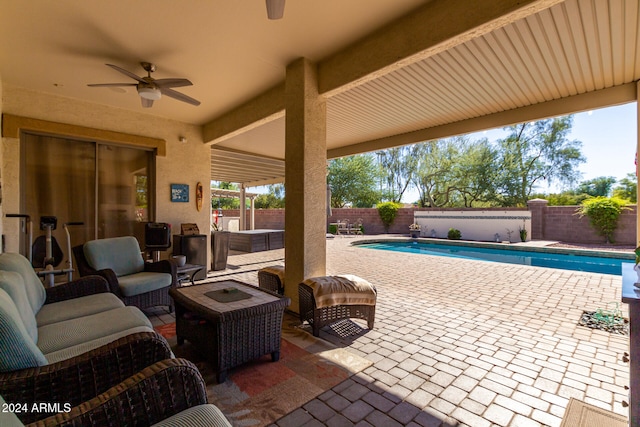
xmin=1 ymin=358 xmax=231 ymax=426
xmin=73 ymin=236 xmax=178 ymax=311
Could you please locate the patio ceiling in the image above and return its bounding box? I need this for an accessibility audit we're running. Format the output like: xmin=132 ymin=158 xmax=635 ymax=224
xmin=208 ymin=0 xmax=640 ymax=185
xmin=1 ymin=0 xmax=638 ymax=186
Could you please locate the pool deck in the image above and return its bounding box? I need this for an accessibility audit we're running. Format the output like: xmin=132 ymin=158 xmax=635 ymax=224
xmin=148 ymin=235 xmax=630 ymax=427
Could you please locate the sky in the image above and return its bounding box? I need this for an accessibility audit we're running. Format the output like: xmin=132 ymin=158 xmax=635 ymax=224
xmin=247 ymin=102 xmax=638 ymax=203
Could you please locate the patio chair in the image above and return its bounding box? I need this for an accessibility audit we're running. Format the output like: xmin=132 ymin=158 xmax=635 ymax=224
xmin=0 ymin=331 xmax=173 ymax=424
xmin=1 ymin=358 xmax=232 ymax=426
xmin=337 ymin=220 xmax=350 ymax=235
xmin=258 ymin=265 xmax=285 ymax=294
xmin=73 ymin=236 xmax=178 ymax=311
xmin=299 ymin=274 xmax=376 ymax=337
xmin=350 ymin=218 xmax=364 ymax=235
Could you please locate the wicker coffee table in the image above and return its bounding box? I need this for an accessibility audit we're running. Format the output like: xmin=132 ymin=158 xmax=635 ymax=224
xmin=169 ymin=279 xmax=290 ymax=383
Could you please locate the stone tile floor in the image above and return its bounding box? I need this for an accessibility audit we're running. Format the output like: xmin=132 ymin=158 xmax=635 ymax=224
xmin=146 ymin=236 xmax=630 ymax=427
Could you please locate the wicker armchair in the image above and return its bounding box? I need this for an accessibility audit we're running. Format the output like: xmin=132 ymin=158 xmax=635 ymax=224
xmin=10 ymin=358 xmax=231 ymax=427
xmin=73 ymin=240 xmax=178 ymax=312
xmin=1 ymin=331 xmax=173 ymax=425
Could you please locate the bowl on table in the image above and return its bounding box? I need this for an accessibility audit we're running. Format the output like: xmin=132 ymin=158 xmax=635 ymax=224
xmin=172 ymin=255 xmax=187 ymax=267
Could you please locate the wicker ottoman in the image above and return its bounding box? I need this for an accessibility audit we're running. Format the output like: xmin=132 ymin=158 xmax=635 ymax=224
xmin=298 ymin=275 xmax=376 ymax=337
xmin=258 ymin=265 xmax=285 ymax=294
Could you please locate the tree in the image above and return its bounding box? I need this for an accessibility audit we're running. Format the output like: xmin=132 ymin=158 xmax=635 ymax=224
xmin=327 ymin=155 xmax=380 ymax=208
xmin=494 ymin=116 xmax=585 ymax=206
xmin=447 ymin=137 xmax=499 ymax=207
xmin=376 ymin=146 xmax=417 ymax=203
xmin=412 ymin=140 xmax=457 ymax=207
xmin=254 ymin=184 xmax=285 ymax=208
xmin=412 ymin=137 xmax=498 ymax=208
xmin=613 ymin=173 xmax=637 ymax=203
xmin=575 ymin=176 xmax=616 ymax=197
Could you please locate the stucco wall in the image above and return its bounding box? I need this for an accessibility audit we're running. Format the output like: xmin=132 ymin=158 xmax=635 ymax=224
xmin=1 ymin=84 xmax=211 ymax=263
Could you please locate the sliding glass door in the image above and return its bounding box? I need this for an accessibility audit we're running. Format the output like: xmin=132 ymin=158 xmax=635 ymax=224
xmin=22 ymin=132 xmax=154 ymax=263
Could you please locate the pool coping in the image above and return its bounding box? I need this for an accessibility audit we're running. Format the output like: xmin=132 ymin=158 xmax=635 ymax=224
xmin=351 ymin=237 xmax=635 ymax=261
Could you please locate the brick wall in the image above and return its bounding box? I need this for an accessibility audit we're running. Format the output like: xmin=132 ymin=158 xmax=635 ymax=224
xmin=218 ymin=203 xmax=637 ymax=244
xmin=528 ymin=200 xmax=637 ymax=244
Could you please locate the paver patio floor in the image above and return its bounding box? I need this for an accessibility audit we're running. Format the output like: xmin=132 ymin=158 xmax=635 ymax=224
xmin=148 ymin=236 xmax=630 ymax=427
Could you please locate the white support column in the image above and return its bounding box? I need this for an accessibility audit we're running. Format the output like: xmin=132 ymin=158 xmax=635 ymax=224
xmin=250 ymin=196 xmax=255 ymax=230
xmin=239 ymin=185 xmax=246 ymax=231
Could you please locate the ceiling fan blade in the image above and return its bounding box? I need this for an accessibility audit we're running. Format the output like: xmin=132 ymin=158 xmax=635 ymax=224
xmin=87 ymin=83 xmax=137 ymax=87
xmin=154 ymin=78 xmax=193 ymax=88
xmin=160 ymin=88 xmax=201 ymax=106
xmin=106 ymin=64 xmax=146 ymax=83
xmin=141 ymin=98 xmax=154 ymax=108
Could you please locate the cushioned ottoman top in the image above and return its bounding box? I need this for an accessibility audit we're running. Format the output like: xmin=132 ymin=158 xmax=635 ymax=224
xmin=302 ymin=275 xmax=376 ymax=309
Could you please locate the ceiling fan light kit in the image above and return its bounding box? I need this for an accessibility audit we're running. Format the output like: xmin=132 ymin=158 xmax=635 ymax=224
xmin=266 ymin=0 xmax=285 ymax=20
xmin=138 ymin=86 xmax=161 ymax=100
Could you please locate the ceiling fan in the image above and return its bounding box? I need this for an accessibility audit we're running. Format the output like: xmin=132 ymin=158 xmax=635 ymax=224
xmin=87 ymin=62 xmax=201 ymax=108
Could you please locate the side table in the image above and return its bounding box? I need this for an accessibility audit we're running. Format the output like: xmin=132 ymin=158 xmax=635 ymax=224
xmin=169 ymin=279 xmax=290 ymax=382
xmin=176 ymin=263 xmax=205 ymax=286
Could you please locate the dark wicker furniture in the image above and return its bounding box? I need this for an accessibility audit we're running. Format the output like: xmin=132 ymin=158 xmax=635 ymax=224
xmin=73 ymin=244 xmax=178 ymax=311
xmin=28 ymin=358 xmax=227 ymax=427
xmin=177 ymin=263 xmax=206 ymax=286
xmin=298 ymin=282 xmax=376 ymax=337
xmin=169 ymin=279 xmax=290 ymax=383
xmin=258 ymin=266 xmax=284 ymax=294
xmin=1 ymin=332 xmax=173 ymax=424
xmin=228 ymin=229 xmax=284 ymax=252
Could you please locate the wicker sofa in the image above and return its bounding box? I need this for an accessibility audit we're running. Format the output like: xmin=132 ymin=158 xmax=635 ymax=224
xmin=0 ymin=252 xmax=173 ymax=424
xmin=73 ymin=236 xmax=178 ymax=311
xmin=1 ymin=358 xmax=231 ymax=427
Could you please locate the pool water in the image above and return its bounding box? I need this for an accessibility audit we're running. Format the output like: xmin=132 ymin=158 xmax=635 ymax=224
xmin=358 ymin=241 xmax=632 ymax=275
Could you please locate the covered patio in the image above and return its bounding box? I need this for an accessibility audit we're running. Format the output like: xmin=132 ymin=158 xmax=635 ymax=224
xmin=1 ymin=0 xmax=639 ymax=425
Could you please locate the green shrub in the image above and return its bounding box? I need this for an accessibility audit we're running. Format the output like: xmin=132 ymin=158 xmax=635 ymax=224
xmin=328 ymin=224 xmax=338 ymax=235
xmin=376 ymin=202 xmax=401 ymax=231
xmin=447 ymin=228 xmax=461 ymax=240
xmin=575 ymin=196 xmax=630 ymax=243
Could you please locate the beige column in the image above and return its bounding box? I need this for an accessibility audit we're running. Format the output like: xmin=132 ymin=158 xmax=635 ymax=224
xmin=637 ymin=81 xmax=640 ymax=245
xmin=284 ymin=58 xmax=327 ymax=312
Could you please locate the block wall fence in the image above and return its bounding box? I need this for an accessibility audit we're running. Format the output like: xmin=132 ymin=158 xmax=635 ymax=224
xmin=218 ymin=200 xmax=637 ymax=245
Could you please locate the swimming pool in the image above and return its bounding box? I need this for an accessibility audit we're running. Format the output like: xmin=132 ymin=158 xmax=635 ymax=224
xmin=356 ymin=240 xmax=633 ymax=275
